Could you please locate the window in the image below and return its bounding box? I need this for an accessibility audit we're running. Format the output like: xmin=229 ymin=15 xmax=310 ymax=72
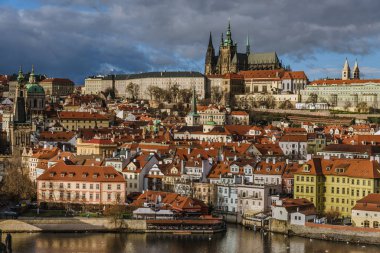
xmin=90 ymin=184 xmax=93 ymax=189
xmin=82 ymin=183 xmax=86 ymax=189
xmin=67 ymin=183 xmax=71 ymax=189
xmin=76 ymin=183 xmax=80 ymax=189
xmin=107 ymin=193 xmax=111 ymax=200
xmin=96 ymin=184 xmax=100 ymax=190
xmin=117 ymin=184 xmax=121 ymax=190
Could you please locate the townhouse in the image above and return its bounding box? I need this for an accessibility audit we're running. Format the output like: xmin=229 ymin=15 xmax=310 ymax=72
xmin=37 ymin=163 xmax=126 ymax=206
xmin=294 ymin=157 xmax=380 ymax=217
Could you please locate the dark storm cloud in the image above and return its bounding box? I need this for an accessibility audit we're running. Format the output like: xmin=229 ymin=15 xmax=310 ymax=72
xmin=2 ymin=0 xmax=380 ymax=82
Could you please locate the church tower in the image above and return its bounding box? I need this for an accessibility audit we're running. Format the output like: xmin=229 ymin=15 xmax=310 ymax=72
xmin=342 ymin=58 xmax=351 ymax=80
xmin=217 ymin=20 xmax=237 ymax=75
xmin=353 ymin=59 xmax=360 ymax=79
xmin=14 ymin=66 xmax=27 ymax=123
xmin=185 ymin=86 xmax=200 ymax=126
xmin=204 ymin=32 xmax=215 ymax=75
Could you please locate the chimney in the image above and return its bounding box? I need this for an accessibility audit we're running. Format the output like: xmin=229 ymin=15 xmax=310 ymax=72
xmin=306 ymin=154 xmax=312 ymax=161
xmin=323 ymin=154 xmax=330 ymax=160
xmin=266 ymin=157 xmax=270 ymax=163
xmin=286 ymin=159 xmax=289 ymax=164
xmin=187 ymin=148 xmax=191 ymax=155
xmin=272 ymin=157 xmax=276 ymax=164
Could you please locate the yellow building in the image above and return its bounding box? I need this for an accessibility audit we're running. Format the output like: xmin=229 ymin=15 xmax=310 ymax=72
xmin=294 ymin=158 xmax=380 ymax=217
xmin=294 ymin=158 xmax=325 ymax=213
xmin=58 ymin=111 xmax=109 ymax=130
xmin=76 ymin=137 xmax=118 ymax=158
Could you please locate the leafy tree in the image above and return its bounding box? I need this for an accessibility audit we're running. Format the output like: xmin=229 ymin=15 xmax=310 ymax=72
xmin=126 ymin=82 xmax=140 ymax=101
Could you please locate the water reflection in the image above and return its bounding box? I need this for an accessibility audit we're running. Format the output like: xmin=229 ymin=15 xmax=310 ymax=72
xmin=10 ymin=225 xmax=380 ymax=253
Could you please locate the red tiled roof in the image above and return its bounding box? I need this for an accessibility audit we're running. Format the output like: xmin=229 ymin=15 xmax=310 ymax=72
xmin=37 ymin=163 xmax=125 ymax=182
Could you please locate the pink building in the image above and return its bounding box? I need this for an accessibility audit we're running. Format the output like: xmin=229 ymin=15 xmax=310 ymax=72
xmin=37 ymin=162 xmax=126 ymax=206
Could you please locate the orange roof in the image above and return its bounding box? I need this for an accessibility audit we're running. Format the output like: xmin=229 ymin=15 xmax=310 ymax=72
xmin=37 ymin=163 xmax=125 ymax=182
xmin=294 ymin=158 xmax=380 ymax=179
xmin=230 ymin=111 xmax=248 ymax=116
xmin=59 ymin=111 xmax=108 ymax=120
xmin=309 ymin=79 xmax=380 ymax=86
xmin=239 ymin=69 xmax=285 ymax=79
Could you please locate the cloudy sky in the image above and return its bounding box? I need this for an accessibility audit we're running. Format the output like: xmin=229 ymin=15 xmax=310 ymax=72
xmin=2 ymin=0 xmax=380 ymax=83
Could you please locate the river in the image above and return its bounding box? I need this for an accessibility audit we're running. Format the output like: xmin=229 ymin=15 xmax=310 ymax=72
xmin=9 ymin=224 xmax=380 ymax=253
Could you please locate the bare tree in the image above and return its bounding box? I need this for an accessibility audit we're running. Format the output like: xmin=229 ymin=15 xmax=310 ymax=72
xmin=306 ymin=93 xmax=318 ymax=105
xmin=126 ymin=82 xmax=140 ymax=101
xmin=278 ymin=100 xmax=294 ymax=109
xmin=357 ymin=102 xmax=369 ymax=113
xmin=178 ymin=89 xmax=192 ymax=104
xmin=211 ymin=86 xmax=223 ymax=104
xmin=1 ymin=157 xmax=36 ymax=201
xmin=147 ymin=85 xmax=156 ymax=101
xmin=169 ymin=84 xmax=180 ymax=103
xmin=257 ymin=94 xmax=276 ymax=109
xmin=343 ymin=101 xmax=352 ymax=111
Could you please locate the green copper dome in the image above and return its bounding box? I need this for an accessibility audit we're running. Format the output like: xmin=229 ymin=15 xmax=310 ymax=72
xmin=26 ymin=83 xmax=45 ymax=94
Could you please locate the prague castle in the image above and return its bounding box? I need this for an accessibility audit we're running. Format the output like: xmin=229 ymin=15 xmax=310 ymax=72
xmin=205 ymin=21 xmax=283 ymax=75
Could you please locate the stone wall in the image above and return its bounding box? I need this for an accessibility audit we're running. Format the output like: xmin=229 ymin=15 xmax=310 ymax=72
xmin=289 ymin=223 xmax=380 ymax=244
xmin=0 ymin=218 xmax=146 ymax=233
xmin=269 ymin=218 xmax=288 ymax=233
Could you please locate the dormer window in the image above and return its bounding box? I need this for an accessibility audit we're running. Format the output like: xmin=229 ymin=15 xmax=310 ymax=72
xmin=60 ymin=172 xmax=66 ymax=177
xmin=69 ymin=172 xmax=75 ymax=177
xmin=266 ymin=167 xmax=271 ymax=172
xmin=105 ymin=174 xmax=109 ymax=178
xmin=82 ymin=173 xmax=88 ymax=178
xmin=326 ymin=166 xmax=331 ymax=171
xmin=303 ymin=164 xmax=311 ymax=172
xmin=110 ymin=174 xmax=115 ymax=178
xmin=93 ymin=173 xmax=99 ymax=178
xmin=49 ymin=172 xmax=56 ymax=177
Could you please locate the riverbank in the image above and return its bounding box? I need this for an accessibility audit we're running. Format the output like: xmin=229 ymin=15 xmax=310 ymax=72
xmin=0 ymin=217 xmax=225 ymax=234
xmin=269 ymin=219 xmax=380 ymax=245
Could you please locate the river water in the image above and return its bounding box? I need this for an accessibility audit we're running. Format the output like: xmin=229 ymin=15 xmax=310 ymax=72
xmin=9 ymin=225 xmax=380 ymax=253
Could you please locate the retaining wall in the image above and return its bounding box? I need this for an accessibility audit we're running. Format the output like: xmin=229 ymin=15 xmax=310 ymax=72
xmin=0 ymin=218 xmax=146 ymax=233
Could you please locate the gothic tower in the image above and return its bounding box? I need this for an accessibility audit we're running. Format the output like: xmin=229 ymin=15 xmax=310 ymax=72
xmin=342 ymin=58 xmax=351 ymax=80
xmin=204 ymin=32 xmax=215 ymax=75
xmin=218 ymin=20 xmax=237 ymax=75
xmin=246 ymin=35 xmax=250 ymax=55
xmin=14 ymin=66 xmax=27 ymax=123
xmin=353 ymin=59 xmax=360 ymax=79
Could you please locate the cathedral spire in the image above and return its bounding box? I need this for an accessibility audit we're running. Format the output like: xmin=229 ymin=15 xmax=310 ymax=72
xmin=225 ymin=19 xmax=232 ymax=46
xmin=208 ymin=32 xmax=213 ymax=48
xmin=220 ymin=33 xmax=224 ymax=46
xmin=246 ymin=35 xmax=250 ymax=55
xmin=353 ymin=59 xmax=360 ymax=79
